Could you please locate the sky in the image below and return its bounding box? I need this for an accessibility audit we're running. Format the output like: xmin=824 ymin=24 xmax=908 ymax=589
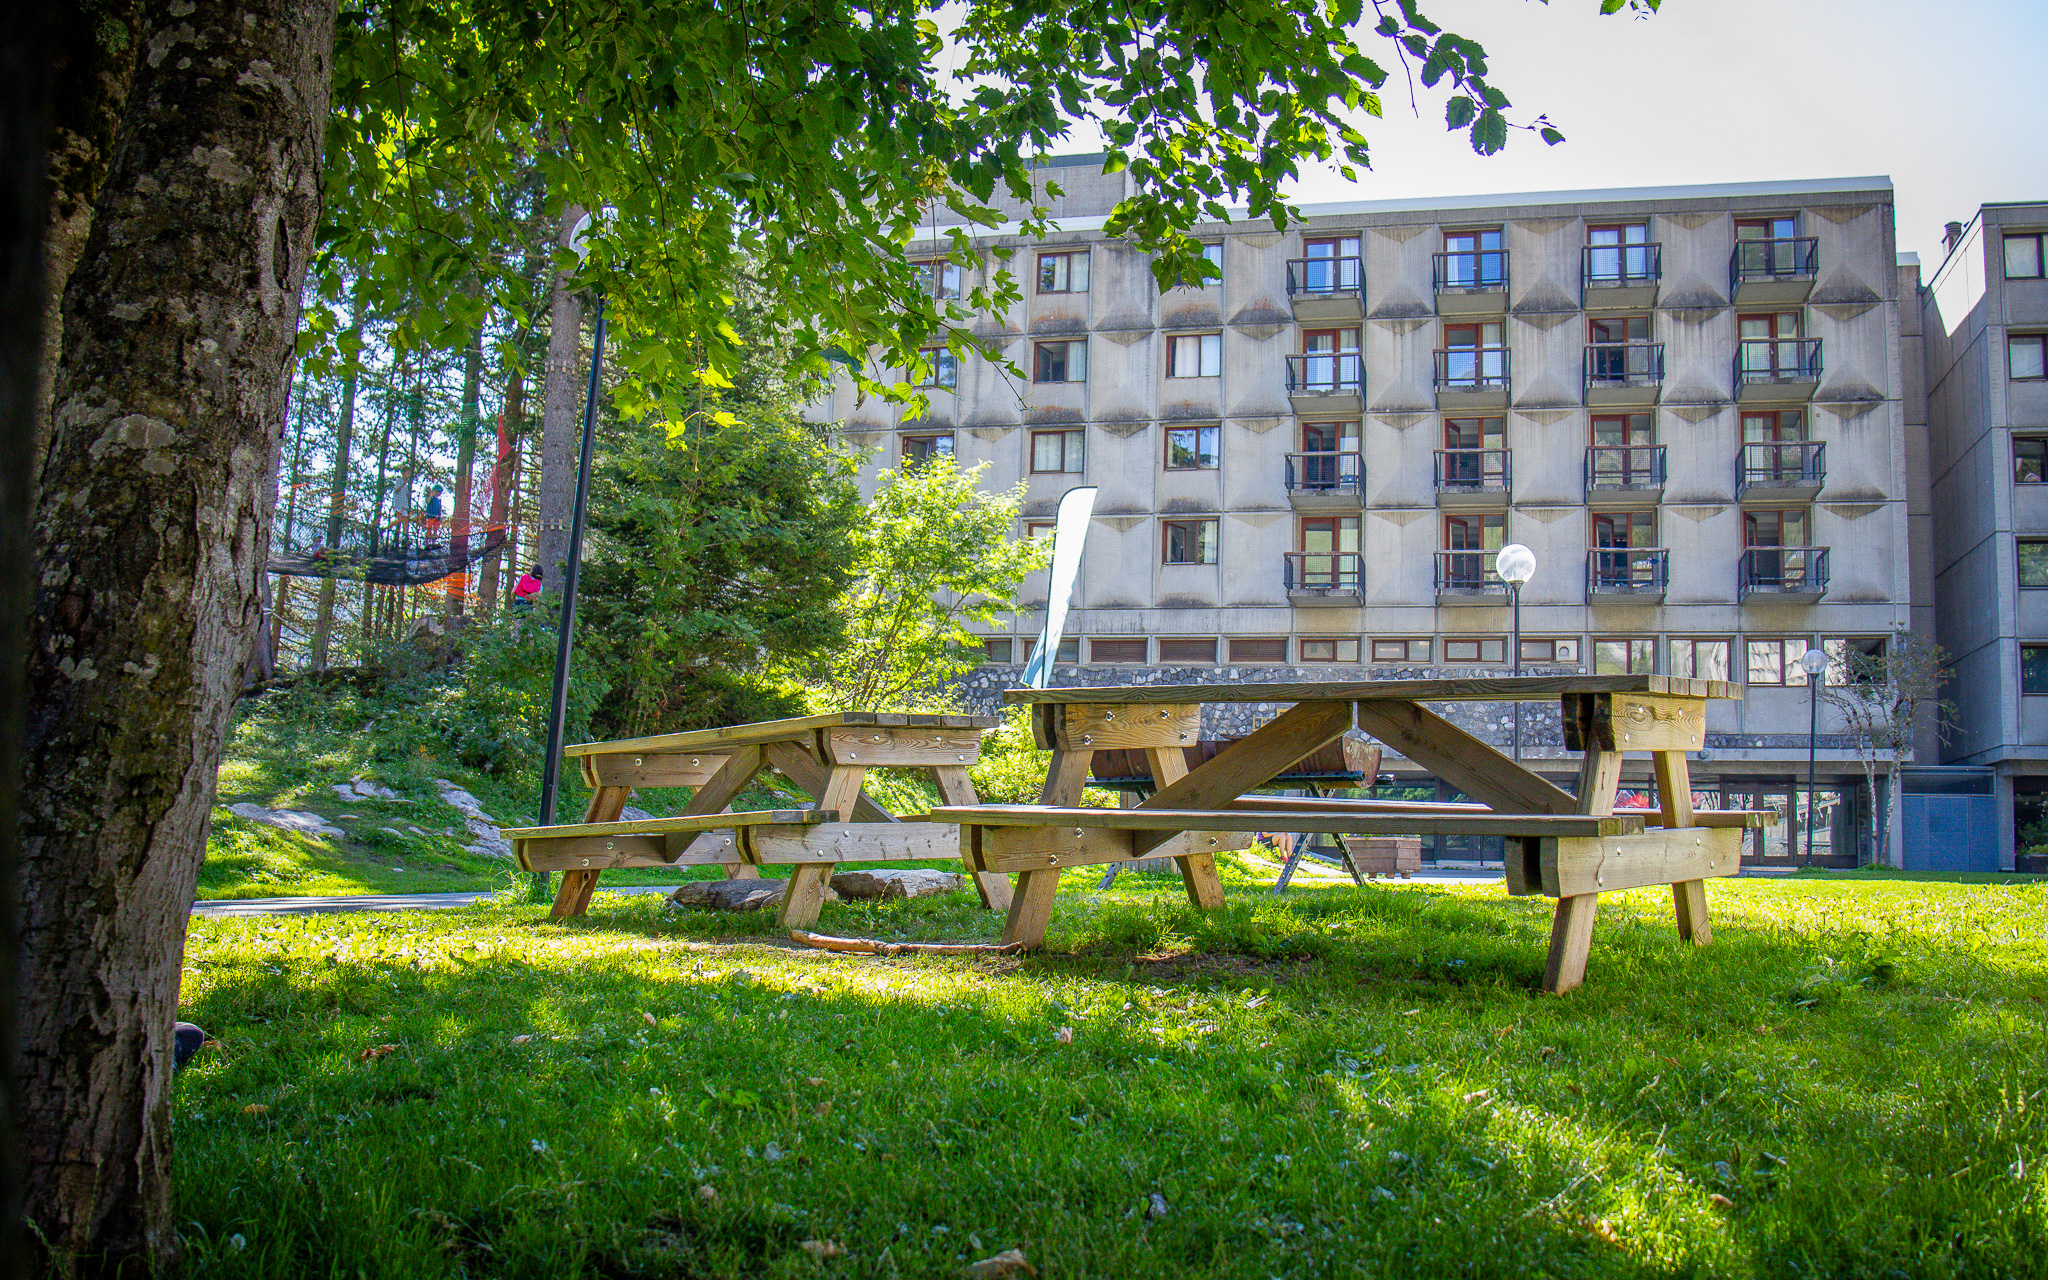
xmin=1007 ymin=0 xmax=2048 ymax=264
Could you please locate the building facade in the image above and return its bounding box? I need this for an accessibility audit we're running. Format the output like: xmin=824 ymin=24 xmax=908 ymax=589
xmin=1923 ymin=202 xmax=2048 ymax=868
xmin=817 ymin=160 xmax=1930 ymax=867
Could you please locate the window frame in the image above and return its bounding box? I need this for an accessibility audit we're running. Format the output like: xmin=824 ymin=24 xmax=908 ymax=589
xmin=2020 ymin=538 xmax=2048 ymax=588
xmin=2018 ymin=437 xmax=2048 ymax=485
xmin=1158 ymin=637 xmax=1219 ymax=665
xmin=1227 ymin=637 xmax=1288 ymax=664
xmin=1029 ymin=429 xmax=1085 ymax=475
xmin=1668 ymin=637 xmax=1733 ymax=682
xmin=1442 ymin=636 xmax=1507 ymax=664
xmin=910 ymin=256 xmax=964 ymax=299
xmin=916 ymin=345 xmax=958 ymax=389
xmin=2005 ymin=233 xmax=2046 ymax=280
xmin=1036 ymin=250 xmax=1091 ymax=294
xmin=1164 ymin=423 xmax=1221 ymax=471
xmin=980 ymin=637 xmax=1015 ymax=664
xmin=1088 ymin=637 xmax=1147 ymax=664
xmin=2010 ymin=334 xmax=2048 ymax=382
xmin=1298 ymin=636 xmax=1362 ymax=663
xmin=1593 ymin=637 xmax=1656 ymax=675
xmin=1033 ymin=339 xmax=1088 ymax=384
xmin=1745 ymin=636 xmax=1815 ymax=687
xmin=1371 ymin=637 xmax=1432 ymax=664
xmin=2024 ymin=643 xmax=2048 ymax=695
xmin=1166 ymin=331 xmax=1224 ymax=379
xmin=900 ymin=432 xmax=955 ymax=468
xmin=1161 ymin=518 xmax=1220 ymax=565
xmin=1023 ymin=520 xmax=1057 ymax=540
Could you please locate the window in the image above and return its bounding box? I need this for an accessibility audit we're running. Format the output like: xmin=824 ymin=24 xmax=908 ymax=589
xmin=1158 ymin=637 xmax=1218 ymax=664
xmin=1594 ymin=637 xmax=1655 ymax=675
xmin=1588 ymin=315 xmax=1649 ymax=345
xmin=1442 ymin=322 xmax=1506 ymax=387
xmin=1034 ymin=340 xmax=1087 ymax=383
xmin=1163 ymin=518 xmax=1219 ymax=564
xmin=1202 ymin=242 xmax=1224 ymax=271
xmin=1586 ymin=223 xmax=1651 ymax=283
xmin=1055 ymin=637 xmax=1080 ymax=664
xmin=1037 ymin=250 xmax=1089 ymax=293
xmin=2024 ymin=644 xmax=2048 ymax=695
xmin=1372 ymin=638 xmax=1431 ymax=664
xmin=1299 ymin=236 xmax=1362 ymax=292
xmin=1167 ymin=332 xmax=1223 ymax=378
xmin=917 ymin=346 xmax=958 ymax=389
xmin=1443 ymin=636 xmax=1506 ymax=664
xmin=1023 ymin=520 xmax=1057 ymax=540
xmin=1030 ymin=429 xmax=1084 ymax=474
xmin=1669 ymin=638 xmax=1732 ymax=682
xmin=1300 ymin=637 xmax=1361 ymax=663
xmin=1089 ymin=638 xmax=1147 ymax=664
xmin=1442 ymin=229 xmax=1504 ymax=288
xmin=1593 ymin=510 xmax=1656 ymax=548
xmin=2011 ymin=335 xmax=2047 ymax=381
xmin=1822 ymin=636 xmax=1886 ymax=686
xmin=1165 ymin=425 xmax=1220 ymax=470
xmin=901 ymin=433 xmax=954 ymax=468
xmin=1745 ymin=637 xmax=1814 ymax=686
xmin=2006 ymin=234 xmax=2045 ymax=280
xmin=1520 ymin=639 xmax=1560 ymax=663
xmin=1296 ymin=328 xmax=1361 ymax=392
xmin=2021 ymin=539 xmax=2048 ymax=587
xmin=1228 ymin=637 xmax=1288 ymax=664
xmin=1443 ymin=512 xmax=1504 ymax=551
xmin=2019 ymin=438 xmax=2047 ymax=484
xmin=912 ymin=257 xmax=963 ymax=299
xmin=981 ymin=638 xmax=1014 ymax=663
xmin=1744 ymin=509 xmax=1809 ymax=548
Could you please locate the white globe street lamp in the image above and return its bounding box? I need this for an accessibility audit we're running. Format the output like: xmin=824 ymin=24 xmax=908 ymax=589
xmin=1495 ymin=543 xmax=1537 ymax=760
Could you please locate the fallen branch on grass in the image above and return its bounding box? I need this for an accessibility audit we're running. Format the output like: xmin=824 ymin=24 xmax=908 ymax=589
xmin=789 ymin=929 xmax=1026 ymax=957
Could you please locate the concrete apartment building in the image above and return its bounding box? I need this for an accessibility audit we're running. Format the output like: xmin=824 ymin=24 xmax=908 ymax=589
xmin=1922 ymin=201 xmax=2048 ymax=869
xmin=817 ymin=159 xmax=1934 ymax=867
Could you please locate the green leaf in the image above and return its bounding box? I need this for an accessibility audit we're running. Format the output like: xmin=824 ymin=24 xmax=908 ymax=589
xmin=1444 ymin=96 xmax=1476 ymax=129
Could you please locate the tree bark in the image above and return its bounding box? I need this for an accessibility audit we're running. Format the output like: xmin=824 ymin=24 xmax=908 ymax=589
xmin=477 ymin=365 xmax=521 ymax=615
xmin=18 ymin=0 xmax=335 ymax=1272
xmin=308 ymin=284 xmax=364 ymax=670
xmin=449 ymin=320 xmax=482 ymax=616
xmin=535 ymin=204 xmax=586 ymax=594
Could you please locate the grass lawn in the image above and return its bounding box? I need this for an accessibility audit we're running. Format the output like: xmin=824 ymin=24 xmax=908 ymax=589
xmin=173 ymin=869 xmax=2047 ymax=1278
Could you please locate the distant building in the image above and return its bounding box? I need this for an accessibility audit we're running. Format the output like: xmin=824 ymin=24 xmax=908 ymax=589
xmin=1921 ymin=202 xmax=2048 ymax=869
xmin=816 ymin=159 xmax=1933 ymax=867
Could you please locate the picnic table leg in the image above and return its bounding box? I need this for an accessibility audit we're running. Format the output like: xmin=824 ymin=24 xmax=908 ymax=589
xmin=778 ymin=863 xmax=835 ymax=927
xmin=1655 ymin=749 xmax=1713 ymax=945
xmin=1542 ymin=893 xmax=1600 ymax=994
xmin=1148 ymin=746 xmax=1225 ymax=910
xmin=550 ymin=784 xmax=631 ymax=919
xmin=933 ymin=765 xmax=1012 ymax=912
xmin=999 ymin=749 xmax=1092 ymax=948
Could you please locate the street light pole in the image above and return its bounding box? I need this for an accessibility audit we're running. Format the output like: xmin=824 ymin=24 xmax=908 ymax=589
xmin=1494 ymin=544 xmax=1537 ymax=763
xmin=1799 ymin=646 xmax=1831 ymax=868
xmin=1509 ymin=578 xmax=1523 ymax=758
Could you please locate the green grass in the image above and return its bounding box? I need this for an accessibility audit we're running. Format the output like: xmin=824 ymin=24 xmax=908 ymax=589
xmin=172 ymin=872 xmax=2048 ymax=1278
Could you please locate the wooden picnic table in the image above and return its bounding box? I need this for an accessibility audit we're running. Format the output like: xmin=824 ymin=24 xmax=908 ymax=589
xmin=520 ymin=711 xmax=1011 ymax=923
xmin=930 ymin=676 xmax=1769 ymax=993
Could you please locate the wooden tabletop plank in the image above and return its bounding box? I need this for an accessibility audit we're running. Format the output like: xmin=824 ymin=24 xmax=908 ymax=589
xmin=502 ymin=809 xmax=831 ymax=840
xmin=565 ymin=712 xmax=999 ymax=757
xmin=1004 ymin=676 xmax=1741 ymax=705
xmin=931 ymin=804 xmax=1644 ymax=839
xmin=1216 ymin=796 xmax=1777 ymax=828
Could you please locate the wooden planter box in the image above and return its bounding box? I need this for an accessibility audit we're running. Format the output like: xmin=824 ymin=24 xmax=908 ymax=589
xmin=1342 ymin=835 xmax=1422 ymax=879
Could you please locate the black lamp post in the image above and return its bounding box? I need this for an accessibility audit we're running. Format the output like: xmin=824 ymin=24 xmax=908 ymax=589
xmin=1799 ymin=645 xmax=1831 ymax=867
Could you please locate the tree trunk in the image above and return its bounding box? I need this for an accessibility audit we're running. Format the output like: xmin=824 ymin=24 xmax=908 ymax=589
xmin=449 ymin=321 xmax=482 ymax=616
xmin=477 ymin=365 xmax=520 ymax=614
xmin=535 ymin=204 xmax=586 ymax=594
xmin=308 ymin=284 xmax=364 ymax=670
xmin=18 ymin=1 xmax=334 ymax=1272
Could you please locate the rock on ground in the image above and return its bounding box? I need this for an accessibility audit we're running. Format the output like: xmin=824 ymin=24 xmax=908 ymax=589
xmin=432 ymin=778 xmax=514 ymax=859
xmin=670 ymin=879 xmax=842 ymax=912
xmin=224 ymin=803 xmax=343 ymax=838
xmin=620 ymin=805 xmax=658 ymax=822
xmin=334 ymin=777 xmax=406 ymax=802
xmin=829 ymin=868 xmax=964 ymax=901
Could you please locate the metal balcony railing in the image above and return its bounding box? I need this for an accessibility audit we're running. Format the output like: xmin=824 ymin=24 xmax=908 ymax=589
xmin=1284 ymin=353 xmax=1364 ymax=396
xmin=1730 ymin=236 xmax=1819 ymax=288
xmin=1582 ymin=242 xmax=1662 ymax=288
xmin=1433 ymin=249 xmax=1508 ymax=291
xmin=1585 ymin=444 xmax=1667 ymax=491
xmin=1735 ymin=338 xmax=1822 ymax=386
xmin=1435 ymin=549 xmax=1505 ymax=595
xmin=1588 ymin=547 xmax=1670 ymax=595
xmin=1284 ymin=552 xmax=1363 ymax=595
xmin=1584 ymin=342 xmax=1665 ymax=388
xmin=1739 ymin=546 xmax=1831 ymax=596
xmin=1284 ymin=451 xmax=1364 ymax=494
xmin=1286 ymin=256 xmax=1363 ymax=297
xmin=1735 ymin=440 xmax=1827 ymax=494
xmin=1434 ymin=347 xmax=1510 ymax=393
xmin=1435 ymin=448 xmax=1511 ymax=493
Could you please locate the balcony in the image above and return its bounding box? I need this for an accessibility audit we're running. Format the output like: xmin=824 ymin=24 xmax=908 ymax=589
xmin=1285 ymin=353 xmax=1363 ymax=414
xmin=1285 ymin=451 xmax=1364 ymax=511
xmin=1583 ymin=342 xmax=1664 ymax=407
xmin=1285 ymin=256 xmax=1364 ymax=322
xmin=1585 ymin=445 xmax=1666 ymax=503
xmin=1435 ymin=449 xmax=1510 ymax=508
xmin=1730 ymin=237 xmax=1819 ymax=304
xmin=1434 ymin=347 xmax=1510 ymax=410
xmin=1734 ymin=338 xmax=1822 ymax=403
xmin=1435 ymin=550 xmax=1507 ymax=603
xmin=1581 ymin=242 xmax=1662 ymax=309
xmin=1735 ymin=440 xmax=1826 ymax=501
xmin=1739 ymin=546 xmax=1830 ymax=602
xmin=1284 ymin=552 xmax=1363 ymax=604
xmin=1433 ymin=249 xmax=1508 ymax=315
xmin=1587 ymin=547 xmax=1670 ymax=603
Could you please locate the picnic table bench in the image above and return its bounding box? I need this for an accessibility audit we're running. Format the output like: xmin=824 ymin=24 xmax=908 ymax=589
xmin=930 ymin=676 xmax=1775 ymax=993
xmin=507 ymin=711 xmax=1010 ymax=925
